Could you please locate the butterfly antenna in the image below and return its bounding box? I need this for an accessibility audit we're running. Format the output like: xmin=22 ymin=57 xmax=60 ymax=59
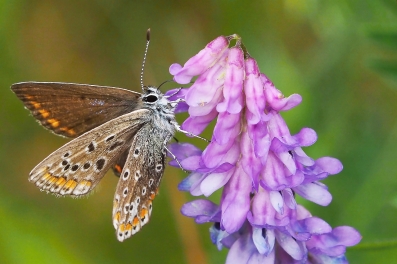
xmin=140 ymin=28 xmax=151 ymax=92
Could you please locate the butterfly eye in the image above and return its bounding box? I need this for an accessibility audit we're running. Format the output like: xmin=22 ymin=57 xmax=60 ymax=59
xmin=143 ymin=95 xmax=158 ymax=103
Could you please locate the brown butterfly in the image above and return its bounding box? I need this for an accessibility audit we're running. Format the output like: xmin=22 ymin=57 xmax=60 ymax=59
xmin=11 ymin=29 xmax=191 ymax=241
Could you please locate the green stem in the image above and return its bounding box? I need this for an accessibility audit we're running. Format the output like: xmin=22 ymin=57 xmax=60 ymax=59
xmin=350 ymin=239 xmax=397 ymax=251
xmin=226 ymin=34 xmax=251 ymax=59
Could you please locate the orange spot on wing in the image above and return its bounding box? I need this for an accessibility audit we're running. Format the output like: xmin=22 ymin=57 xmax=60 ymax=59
xmin=42 ymin=172 xmax=52 ymax=181
xmin=132 ymin=216 xmax=140 ymax=227
xmin=38 ymin=109 xmax=50 ymax=118
xmin=55 ymin=177 xmax=67 ymax=187
xmin=114 ymin=212 xmax=121 ymax=222
xmin=59 ymin=127 xmax=75 ymax=136
xmin=149 ymin=192 xmax=156 ymax=200
xmin=31 ymin=101 xmax=41 ymax=109
xmin=80 ymin=180 xmax=91 ymax=188
xmin=125 ymin=223 xmax=132 ymax=231
xmin=119 ymin=223 xmax=126 ymax=232
xmin=24 ymin=95 xmax=33 ymax=100
xmin=115 ymin=164 xmax=122 ymax=174
xmin=67 ymin=129 xmax=76 ymax=136
xmin=139 ymin=208 xmax=148 ymax=219
xmin=47 ymin=119 xmax=60 ymax=128
xmin=47 ymin=176 xmax=57 ymax=184
xmin=64 ymin=179 xmax=77 ymax=189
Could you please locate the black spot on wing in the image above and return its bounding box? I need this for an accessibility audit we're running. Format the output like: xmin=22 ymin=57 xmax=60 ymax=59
xmin=96 ymin=158 xmax=106 ymax=171
xmin=87 ymin=142 xmax=95 ymax=153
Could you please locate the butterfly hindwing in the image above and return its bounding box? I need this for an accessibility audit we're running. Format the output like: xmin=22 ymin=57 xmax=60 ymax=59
xmin=29 ymin=109 xmax=150 ymax=197
xmin=112 ymin=148 xmax=130 ymax=177
xmin=112 ymin=124 xmax=168 ymax=241
xmin=11 ymin=82 xmax=143 ymax=138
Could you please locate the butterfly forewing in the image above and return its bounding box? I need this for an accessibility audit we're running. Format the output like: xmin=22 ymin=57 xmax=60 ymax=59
xmin=113 ymin=124 xmax=168 ymax=241
xmin=11 ymin=82 xmax=142 ymax=138
xmin=29 ymin=109 xmax=150 ymax=197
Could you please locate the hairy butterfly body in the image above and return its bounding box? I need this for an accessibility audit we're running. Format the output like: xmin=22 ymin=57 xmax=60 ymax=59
xmin=11 ymin=82 xmax=182 ymax=241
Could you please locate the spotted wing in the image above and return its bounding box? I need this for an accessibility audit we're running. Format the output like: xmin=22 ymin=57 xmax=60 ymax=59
xmin=112 ymin=148 xmax=130 ymax=177
xmin=112 ymin=124 xmax=169 ymax=241
xmin=11 ymin=82 xmax=142 ymax=138
xmin=29 ymin=109 xmax=150 ymax=197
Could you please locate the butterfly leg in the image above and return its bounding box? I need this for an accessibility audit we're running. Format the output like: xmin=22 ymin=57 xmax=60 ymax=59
xmin=175 ymin=126 xmax=210 ymax=142
xmin=169 ymin=98 xmax=185 ymax=109
xmin=164 ymin=145 xmax=187 ymax=173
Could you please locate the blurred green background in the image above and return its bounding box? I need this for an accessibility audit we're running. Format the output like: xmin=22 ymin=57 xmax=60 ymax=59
xmin=1 ymin=0 xmax=397 ymax=263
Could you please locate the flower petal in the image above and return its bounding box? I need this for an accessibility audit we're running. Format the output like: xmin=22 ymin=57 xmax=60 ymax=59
xmin=178 ymin=172 xmax=203 ymax=192
xmin=241 ymin=130 xmax=263 ymax=190
xmin=202 ymin=138 xmax=237 ymax=169
xmin=306 ymin=226 xmax=361 ymax=257
xmin=171 ymin=36 xmax=229 ymax=84
xmin=200 ymin=168 xmax=234 ymax=196
xmin=275 ymin=230 xmax=306 ymax=260
xmin=180 ymin=156 xmax=202 ymax=171
xmin=181 ymin=199 xmax=218 ymax=218
xmin=244 ymin=58 xmax=266 ymax=125
xmin=262 ymin=74 xmax=302 ymax=111
xmin=247 ymin=121 xmax=271 ymax=163
xmin=290 ymin=216 xmax=332 ymax=242
xmin=226 ymin=233 xmax=276 ymax=264
xmin=248 ymin=188 xmax=289 ymax=227
xmin=213 ymin=112 xmax=241 ymax=145
xmin=252 ymin=227 xmax=275 ymax=255
xmin=294 ymin=182 xmax=332 ymax=206
xmin=261 ymin=152 xmax=303 ymax=190
xmin=181 ymin=108 xmax=218 ymax=135
xmin=282 ymin=189 xmax=297 ymax=210
xmin=210 ymin=223 xmax=233 ymax=250
xmin=269 ymin=191 xmax=284 ymax=215
xmin=185 ymin=50 xmax=228 ymax=106
xmin=221 ymin=163 xmax=251 ymax=233
xmin=217 ymin=47 xmax=244 ymax=114
xmin=315 ymin=157 xmax=343 ymax=175
xmin=188 ymin=84 xmax=223 ymax=116
xmin=168 ymin=142 xmax=202 ymax=160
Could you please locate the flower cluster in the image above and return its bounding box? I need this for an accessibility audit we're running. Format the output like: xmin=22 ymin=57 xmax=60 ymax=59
xmin=167 ymin=35 xmax=361 ymax=263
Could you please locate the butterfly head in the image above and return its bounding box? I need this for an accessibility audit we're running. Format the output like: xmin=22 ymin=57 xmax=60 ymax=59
xmin=142 ymin=86 xmax=179 ymax=116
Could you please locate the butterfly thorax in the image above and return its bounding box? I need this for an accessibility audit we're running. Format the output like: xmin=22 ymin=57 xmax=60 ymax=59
xmin=141 ymin=86 xmax=177 ymax=138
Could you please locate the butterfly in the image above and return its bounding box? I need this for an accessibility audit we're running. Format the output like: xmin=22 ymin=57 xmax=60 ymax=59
xmin=11 ymin=80 xmax=189 ymax=241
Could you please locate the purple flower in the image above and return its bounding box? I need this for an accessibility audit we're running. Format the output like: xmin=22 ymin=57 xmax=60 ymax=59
xmin=169 ymin=34 xmax=361 ymax=263
xmin=170 ymin=36 xmax=229 ymax=84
